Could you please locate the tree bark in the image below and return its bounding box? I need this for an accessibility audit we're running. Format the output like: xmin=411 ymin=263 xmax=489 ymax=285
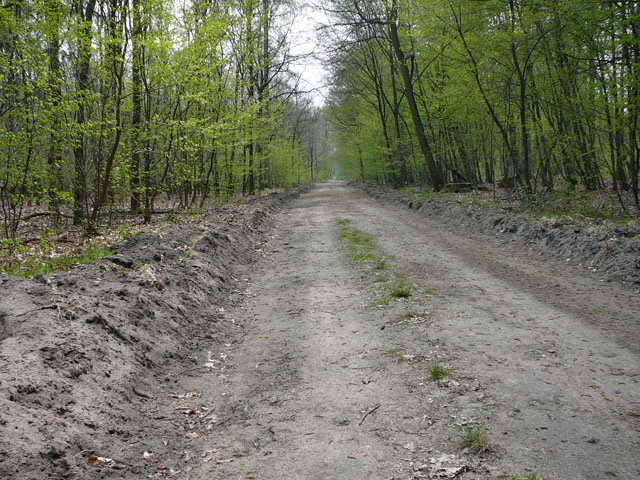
xmin=130 ymin=0 xmax=142 ymax=212
xmin=388 ymin=1 xmax=443 ymax=191
xmin=72 ymin=0 xmax=97 ymax=225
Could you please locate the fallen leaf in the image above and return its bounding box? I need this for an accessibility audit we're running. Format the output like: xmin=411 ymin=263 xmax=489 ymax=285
xmin=143 ymin=451 xmax=154 ymax=460
xmin=87 ymin=455 xmax=115 ymax=468
xmin=426 ymin=453 xmax=469 ymax=479
xmin=175 ymin=405 xmax=198 ymax=415
xmin=185 ymin=432 xmax=199 ymax=439
xmin=156 ymin=466 xmax=175 ymax=475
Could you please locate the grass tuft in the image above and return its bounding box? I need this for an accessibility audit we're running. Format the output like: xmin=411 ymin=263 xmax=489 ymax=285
xmin=351 ymin=252 xmax=377 ymax=262
xmin=2 ymin=245 xmax=113 ymax=278
xmin=428 ymin=364 xmax=449 ymax=382
xmin=458 ymin=425 xmax=490 ymax=453
xmin=382 ymin=281 xmax=412 ymax=298
xmin=338 ymin=229 xmax=375 ymax=250
xmin=372 ymin=259 xmax=390 ymax=271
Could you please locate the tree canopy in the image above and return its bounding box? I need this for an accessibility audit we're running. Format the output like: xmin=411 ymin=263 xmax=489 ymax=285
xmin=2 ymin=0 xmax=639 ymax=241
xmin=1 ymin=0 xmax=330 ymax=237
xmin=321 ymin=0 xmax=640 ymax=212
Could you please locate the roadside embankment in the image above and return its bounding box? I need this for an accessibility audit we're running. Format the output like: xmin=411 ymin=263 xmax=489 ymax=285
xmin=355 ymin=183 xmax=640 ymax=286
xmin=0 ymin=185 xmax=310 ymax=480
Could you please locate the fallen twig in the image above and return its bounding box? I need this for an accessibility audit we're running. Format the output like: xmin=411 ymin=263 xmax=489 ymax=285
xmin=359 ymin=403 xmax=381 ymax=426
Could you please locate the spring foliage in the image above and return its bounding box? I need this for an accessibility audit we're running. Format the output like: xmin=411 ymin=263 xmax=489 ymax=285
xmin=0 ymin=0 xmax=328 ymax=237
xmin=322 ymin=0 xmax=640 ymax=210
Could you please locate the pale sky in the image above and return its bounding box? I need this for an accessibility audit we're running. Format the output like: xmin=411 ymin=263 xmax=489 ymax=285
xmin=289 ymin=2 xmax=330 ymax=106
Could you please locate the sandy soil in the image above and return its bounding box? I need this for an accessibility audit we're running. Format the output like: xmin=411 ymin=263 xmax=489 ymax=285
xmin=1 ymin=182 xmax=639 ymax=479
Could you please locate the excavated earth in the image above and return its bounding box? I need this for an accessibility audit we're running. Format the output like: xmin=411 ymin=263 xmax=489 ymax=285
xmin=1 ymin=181 xmax=639 ymax=480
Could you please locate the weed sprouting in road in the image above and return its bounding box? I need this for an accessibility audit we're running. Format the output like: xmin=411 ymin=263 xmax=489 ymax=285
xmin=458 ymin=425 xmax=491 ymax=453
xmin=338 ymin=229 xmax=375 ymax=250
xmin=336 ymin=220 xmax=414 ymax=305
xmin=381 ymin=280 xmax=412 ymax=298
xmin=351 ymin=252 xmax=377 ymax=262
xmin=428 ymin=364 xmax=449 ymax=382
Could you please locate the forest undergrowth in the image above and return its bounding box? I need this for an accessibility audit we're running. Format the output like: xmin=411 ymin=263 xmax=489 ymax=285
xmin=402 ymin=182 xmax=639 ymax=226
xmin=2 ymin=182 xmax=638 ymax=279
xmin=0 ymin=191 xmax=280 ymax=277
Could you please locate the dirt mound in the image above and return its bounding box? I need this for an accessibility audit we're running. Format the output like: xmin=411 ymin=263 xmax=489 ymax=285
xmin=357 ymin=183 xmax=640 ymax=286
xmin=0 ymin=186 xmax=309 ymax=480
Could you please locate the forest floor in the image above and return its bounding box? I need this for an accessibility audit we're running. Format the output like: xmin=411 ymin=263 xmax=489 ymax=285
xmin=1 ymin=181 xmax=640 ymax=479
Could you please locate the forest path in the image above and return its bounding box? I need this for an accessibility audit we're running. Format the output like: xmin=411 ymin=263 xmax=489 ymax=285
xmin=171 ymin=181 xmax=640 ymax=479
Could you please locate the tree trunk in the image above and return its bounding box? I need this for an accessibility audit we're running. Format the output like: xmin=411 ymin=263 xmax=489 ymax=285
xmin=388 ymin=2 xmax=443 ymax=191
xmin=45 ymin=0 xmax=63 ymax=219
xmin=72 ymin=0 xmax=97 ymax=225
xmin=130 ymin=0 xmax=142 ymax=212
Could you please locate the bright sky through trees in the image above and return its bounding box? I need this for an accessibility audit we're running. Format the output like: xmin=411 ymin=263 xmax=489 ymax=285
xmin=290 ymin=2 xmax=329 ymax=105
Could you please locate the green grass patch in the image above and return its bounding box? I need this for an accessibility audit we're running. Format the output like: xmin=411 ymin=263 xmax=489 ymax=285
xmin=371 ymin=259 xmax=390 ymax=271
xmin=374 ymin=273 xmax=391 ymax=283
xmin=337 ymin=218 xmax=351 ymax=226
xmin=428 ymin=364 xmax=449 ymax=382
xmin=391 ymin=286 xmax=411 ymax=298
xmin=2 ymin=245 xmax=114 ymax=278
xmin=510 ymin=474 xmax=542 ymax=480
xmin=458 ymin=425 xmax=490 ymax=453
xmin=423 ymin=287 xmax=435 ymax=295
xmin=420 ymin=192 xmax=445 ymax=200
xmin=338 ymin=229 xmax=375 ymax=250
xmin=381 ymin=280 xmax=412 ymax=298
xmin=351 ymin=252 xmax=377 ymax=262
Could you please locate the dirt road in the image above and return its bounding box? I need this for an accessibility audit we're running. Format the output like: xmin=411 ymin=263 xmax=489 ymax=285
xmin=159 ymin=182 xmax=640 ymax=479
xmin=3 ymin=181 xmax=639 ymax=479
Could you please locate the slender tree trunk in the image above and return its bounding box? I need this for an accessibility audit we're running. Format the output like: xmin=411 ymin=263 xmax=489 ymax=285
xmin=511 ymin=41 xmax=532 ymax=192
xmin=388 ymin=2 xmax=443 ymax=190
xmin=72 ymin=0 xmax=97 ymax=225
xmin=87 ymin=0 xmax=126 ymax=234
xmin=130 ymin=0 xmax=142 ymax=212
xmin=45 ymin=0 xmax=63 ymax=219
